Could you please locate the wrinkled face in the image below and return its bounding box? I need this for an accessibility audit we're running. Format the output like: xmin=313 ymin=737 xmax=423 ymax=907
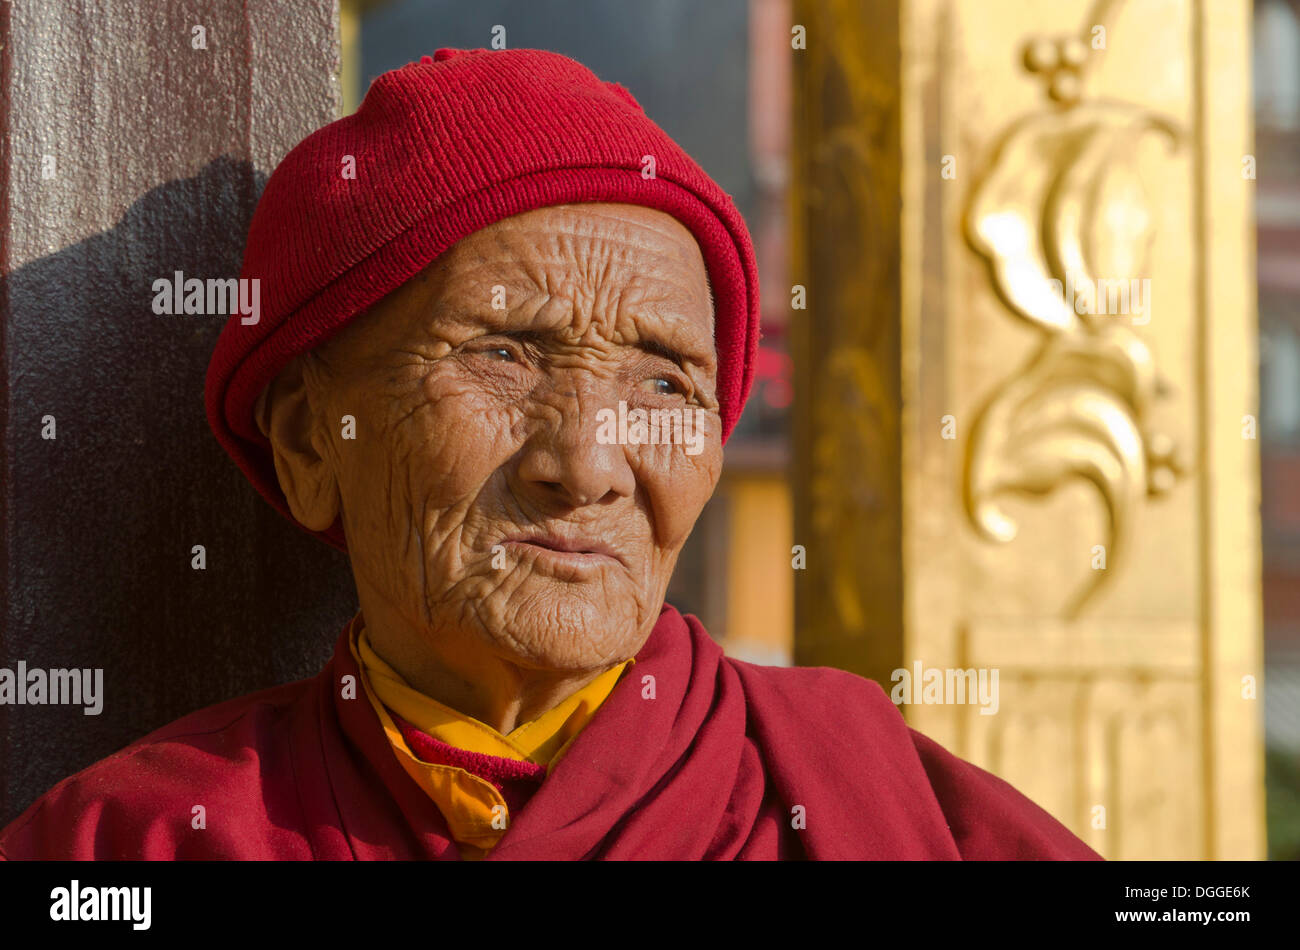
xmin=299 ymin=203 xmax=722 ymax=672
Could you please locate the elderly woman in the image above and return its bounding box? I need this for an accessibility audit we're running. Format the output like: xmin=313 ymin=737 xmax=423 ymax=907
xmin=0 ymin=49 xmax=1096 ymax=861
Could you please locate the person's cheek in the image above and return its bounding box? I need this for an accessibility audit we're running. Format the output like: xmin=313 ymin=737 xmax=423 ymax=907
xmin=639 ymin=425 xmax=723 ymax=552
xmin=413 ymin=369 xmax=528 ymax=496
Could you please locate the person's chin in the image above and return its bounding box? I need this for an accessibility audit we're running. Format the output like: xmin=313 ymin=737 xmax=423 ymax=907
xmin=479 ymin=583 xmax=640 ymax=667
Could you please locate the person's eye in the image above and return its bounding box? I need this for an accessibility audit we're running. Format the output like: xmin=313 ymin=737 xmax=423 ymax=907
xmin=641 ymin=376 xmax=683 ymax=397
xmin=466 ymin=341 xmax=519 ymax=362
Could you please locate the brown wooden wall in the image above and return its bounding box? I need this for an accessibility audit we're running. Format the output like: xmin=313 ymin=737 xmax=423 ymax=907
xmin=0 ymin=0 xmax=357 ymax=826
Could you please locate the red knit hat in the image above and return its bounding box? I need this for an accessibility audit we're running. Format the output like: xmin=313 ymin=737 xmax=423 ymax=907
xmin=205 ymin=47 xmax=760 ymax=551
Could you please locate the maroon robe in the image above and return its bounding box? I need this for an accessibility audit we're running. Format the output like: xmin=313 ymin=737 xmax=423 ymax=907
xmin=0 ymin=605 xmax=1100 ymax=860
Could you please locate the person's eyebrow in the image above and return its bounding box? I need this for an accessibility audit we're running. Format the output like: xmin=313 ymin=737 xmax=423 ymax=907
xmin=637 ymin=337 xmax=696 ymax=369
xmin=479 ymin=326 xmax=710 ymax=370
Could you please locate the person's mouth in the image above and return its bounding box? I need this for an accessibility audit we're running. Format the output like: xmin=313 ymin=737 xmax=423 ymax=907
xmin=500 ymin=533 xmax=627 ymax=568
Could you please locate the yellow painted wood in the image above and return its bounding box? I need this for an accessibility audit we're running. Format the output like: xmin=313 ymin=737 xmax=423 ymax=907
xmin=790 ymin=0 xmax=1264 ymax=858
xmin=723 ymin=476 xmax=794 ymax=665
xmin=338 ymin=0 xmax=361 ymax=116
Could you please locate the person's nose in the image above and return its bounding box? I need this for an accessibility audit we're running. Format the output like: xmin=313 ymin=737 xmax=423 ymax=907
xmin=513 ymin=372 xmax=635 ymax=508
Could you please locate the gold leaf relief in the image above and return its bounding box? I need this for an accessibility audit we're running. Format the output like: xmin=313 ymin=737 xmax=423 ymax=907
xmin=963 ymin=93 xmax=1187 ymax=618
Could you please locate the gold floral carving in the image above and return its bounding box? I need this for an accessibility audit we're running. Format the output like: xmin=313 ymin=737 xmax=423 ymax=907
xmin=962 ymin=25 xmax=1187 ymax=618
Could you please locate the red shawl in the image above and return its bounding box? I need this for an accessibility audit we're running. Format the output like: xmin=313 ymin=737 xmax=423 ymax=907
xmin=0 ymin=605 xmax=1099 ymax=860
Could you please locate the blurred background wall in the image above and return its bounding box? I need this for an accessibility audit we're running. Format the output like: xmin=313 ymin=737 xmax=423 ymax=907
xmin=1254 ymin=0 xmax=1300 ymax=862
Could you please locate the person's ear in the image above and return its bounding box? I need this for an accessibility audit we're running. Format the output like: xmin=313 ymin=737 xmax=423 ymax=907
xmin=253 ymin=357 xmax=341 ymax=532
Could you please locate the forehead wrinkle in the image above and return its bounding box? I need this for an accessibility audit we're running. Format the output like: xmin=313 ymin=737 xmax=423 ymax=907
xmin=429 ymin=205 xmax=713 ymax=354
xmin=476 ymin=208 xmax=705 ymax=291
xmin=505 ymin=203 xmax=704 ymax=260
xmin=522 ymin=226 xmax=703 ymax=318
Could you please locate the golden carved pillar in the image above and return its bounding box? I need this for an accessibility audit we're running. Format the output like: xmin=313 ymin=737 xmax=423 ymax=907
xmin=790 ymin=0 xmax=1264 ymax=858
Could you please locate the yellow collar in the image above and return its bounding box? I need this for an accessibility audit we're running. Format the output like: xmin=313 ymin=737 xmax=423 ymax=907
xmin=348 ymin=614 xmax=631 ymax=856
xmin=356 ymin=620 xmax=630 ymax=768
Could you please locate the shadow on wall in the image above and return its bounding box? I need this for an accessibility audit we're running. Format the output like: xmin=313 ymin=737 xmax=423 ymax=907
xmin=0 ymin=156 xmax=358 ymax=827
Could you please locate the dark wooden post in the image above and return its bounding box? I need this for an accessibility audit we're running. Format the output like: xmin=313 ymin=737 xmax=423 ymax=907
xmin=0 ymin=0 xmax=355 ymax=825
